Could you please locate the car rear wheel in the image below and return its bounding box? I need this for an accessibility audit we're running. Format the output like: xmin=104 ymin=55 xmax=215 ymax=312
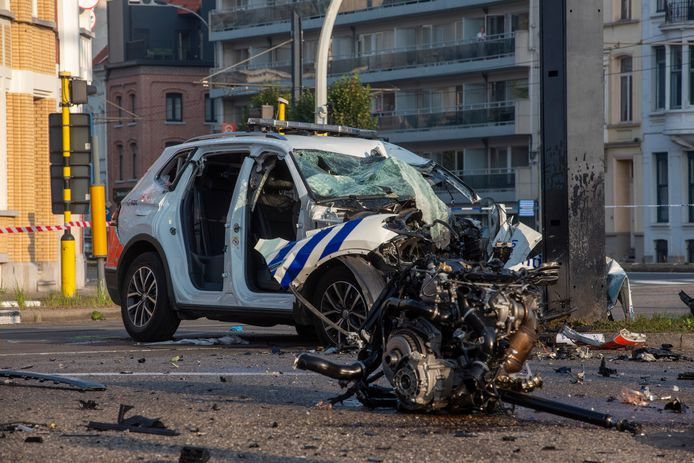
xmin=121 ymin=252 xmax=180 ymax=342
xmin=311 ymin=266 xmax=367 ymax=347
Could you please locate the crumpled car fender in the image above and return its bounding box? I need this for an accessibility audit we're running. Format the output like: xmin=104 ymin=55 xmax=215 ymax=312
xmin=255 ymin=214 xmax=398 ymax=289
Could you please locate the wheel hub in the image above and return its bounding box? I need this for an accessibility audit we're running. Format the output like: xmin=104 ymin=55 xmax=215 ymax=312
xmin=126 ymin=266 xmax=158 ymax=328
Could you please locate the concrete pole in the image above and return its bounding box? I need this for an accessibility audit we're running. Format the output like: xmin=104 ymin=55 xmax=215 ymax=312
xmin=314 ymin=0 xmax=343 ymax=124
xmin=540 ymin=0 xmax=606 ymax=320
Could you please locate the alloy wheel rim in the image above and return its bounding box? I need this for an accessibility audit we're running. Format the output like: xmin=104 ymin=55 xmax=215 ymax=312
xmin=126 ymin=266 xmax=158 ymax=327
xmin=319 ymin=280 xmax=367 ymax=345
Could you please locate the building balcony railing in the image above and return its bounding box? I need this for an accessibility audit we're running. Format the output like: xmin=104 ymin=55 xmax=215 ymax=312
xmin=453 ymin=167 xmax=516 ymax=191
xmin=376 ymin=101 xmax=515 ymax=132
xmin=210 ymin=0 xmax=440 ymax=32
xmin=664 ymin=0 xmax=694 ymax=24
xmin=209 ymin=35 xmax=515 ymax=87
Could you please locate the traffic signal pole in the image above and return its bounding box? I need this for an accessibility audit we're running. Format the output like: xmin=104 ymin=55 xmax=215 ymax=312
xmin=59 ymin=72 xmax=76 ymax=297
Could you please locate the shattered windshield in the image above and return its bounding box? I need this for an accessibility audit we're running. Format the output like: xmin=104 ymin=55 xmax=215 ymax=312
xmin=293 ymin=149 xmax=415 ymax=200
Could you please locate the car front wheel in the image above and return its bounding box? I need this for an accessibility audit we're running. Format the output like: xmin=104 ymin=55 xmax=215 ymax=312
xmin=121 ymin=252 xmax=180 ymax=342
xmin=311 ymin=266 xmax=368 ymax=347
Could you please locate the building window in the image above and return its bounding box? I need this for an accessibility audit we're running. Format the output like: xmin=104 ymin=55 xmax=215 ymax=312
xmin=671 ymin=45 xmax=683 ymax=109
xmin=204 ymin=94 xmax=216 ymax=123
xmin=655 ymin=239 xmax=668 ymax=263
xmin=619 ymin=57 xmax=632 ymax=121
xmin=131 ymin=143 xmax=138 ymax=179
xmin=620 ymin=0 xmax=631 ymax=19
xmin=689 ymin=152 xmax=694 ymax=222
xmin=655 ymin=46 xmax=666 ymax=110
xmin=116 ymin=95 xmax=123 ymax=125
xmin=166 ymin=93 xmax=183 ymax=122
xmin=656 ymin=0 xmax=666 ymax=12
xmin=689 ymin=46 xmax=694 ymax=105
xmin=130 ymin=93 xmax=136 ymax=124
xmin=688 ymin=240 xmax=694 ymax=263
xmin=117 ymin=144 xmax=124 ymax=180
xmin=655 ymin=153 xmax=669 ymax=223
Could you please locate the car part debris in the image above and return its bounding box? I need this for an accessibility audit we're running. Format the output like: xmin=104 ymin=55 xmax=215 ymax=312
xmin=605 ymin=257 xmax=634 ymax=321
xmin=598 ymin=358 xmax=617 ymax=377
xmin=678 ymin=372 xmax=694 ymax=380
xmin=180 ymin=446 xmax=211 ymax=463
xmin=678 ymin=290 xmax=694 ymax=317
xmin=664 ymin=399 xmax=687 ymax=413
xmin=87 ymin=404 xmax=179 ymax=436
xmin=78 ymin=400 xmax=98 ymax=410
xmin=632 ymin=346 xmax=688 ymax=362
xmin=1 ymin=423 xmax=38 ymax=432
xmin=558 ymin=326 xmax=646 ymax=349
xmin=619 ymin=387 xmax=651 ymax=407
xmin=24 ymin=436 xmax=43 ymax=443
xmin=0 ymin=370 xmax=106 ymax=391
xmin=291 ymin=226 xmax=641 ymax=433
xmin=144 ymin=335 xmax=247 ymax=346
xmin=498 ymin=390 xmax=641 ymax=434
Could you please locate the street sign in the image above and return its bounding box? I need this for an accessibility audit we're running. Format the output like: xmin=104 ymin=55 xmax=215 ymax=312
xmin=51 ymin=166 xmax=91 ymax=214
xmin=518 ymin=199 xmax=535 ymax=217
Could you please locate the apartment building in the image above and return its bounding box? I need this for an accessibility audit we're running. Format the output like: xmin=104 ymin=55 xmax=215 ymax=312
xmin=641 ymin=0 xmax=694 ymax=263
xmin=0 ymin=0 xmax=92 ymax=291
xmin=208 ymin=0 xmax=541 ymax=215
xmin=106 ymin=0 xmax=214 ymax=203
xmin=603 ymin=0 xmax=644 ymax=261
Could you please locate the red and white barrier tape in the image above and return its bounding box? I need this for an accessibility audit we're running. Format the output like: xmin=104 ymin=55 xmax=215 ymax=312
xmin=0 ymin=221 xmax=92 ymax=234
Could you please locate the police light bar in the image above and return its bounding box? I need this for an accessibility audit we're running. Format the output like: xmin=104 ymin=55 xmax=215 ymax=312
xmin=247 ymin=118 xmax=379 ymax=139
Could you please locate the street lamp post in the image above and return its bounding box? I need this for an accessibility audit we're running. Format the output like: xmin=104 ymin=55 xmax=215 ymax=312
xmin=314 ymin=0 xmax=342 ymax=124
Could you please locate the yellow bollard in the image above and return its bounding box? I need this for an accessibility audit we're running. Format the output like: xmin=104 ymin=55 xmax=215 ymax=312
xmin=277 ymin=97 xmax=288 ymax=134
xmin=90 ymin=185 xmax=107 ymax=257
xmin=60 ymin=234 xmax=76 ymax=297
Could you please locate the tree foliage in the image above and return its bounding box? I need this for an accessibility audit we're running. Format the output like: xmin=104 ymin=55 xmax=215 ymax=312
xmin=328 ymin=74 xmax=376 ymax=130
xmin=240 ymin=75 xmax=375 ymax=130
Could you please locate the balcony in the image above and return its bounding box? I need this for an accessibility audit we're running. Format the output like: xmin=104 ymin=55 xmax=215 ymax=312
xmin=454 ymin=167 xmax=516 ymax=191
xmin=664 ymin=1 xmax=694 ymax=25
xmin=208 ymin=34 xmax=516 ymax=92
xmin=377 ymin=99 xmax=530 ymax=144
xmin=210 ymin=0 xmax=502 ymax=39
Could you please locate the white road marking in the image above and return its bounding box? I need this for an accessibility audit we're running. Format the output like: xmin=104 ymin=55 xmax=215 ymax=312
xmin=0 ymin=347 xmax=230 ymax=357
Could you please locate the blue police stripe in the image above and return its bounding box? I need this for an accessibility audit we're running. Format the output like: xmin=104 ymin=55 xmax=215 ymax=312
xmin=268 ymin=240 xmax=297 ymax=269
xmin=280 ymin=227 xmax=334 ymax=288
xmin=319 ymin=218 xmax=363 ymax=260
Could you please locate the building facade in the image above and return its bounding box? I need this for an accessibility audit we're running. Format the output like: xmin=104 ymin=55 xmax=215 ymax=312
xmin=106 ymin=0 xmax=214 ymax=203
xmin=603 ymin=0 xmax=644 ymax=262
xmin=208 ymin=0 xmax=541 ymax=216
xmin=641 ymin=0 xmax=694 ymax=263
xmin=0 ymin=0 xmax=92 ymax=291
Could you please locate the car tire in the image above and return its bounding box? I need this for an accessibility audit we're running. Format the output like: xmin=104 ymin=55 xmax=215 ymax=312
xmin=121 ymin=252 xmax=180 ymax=342
xmin=311 ymin=266 xmax=368 ymax=347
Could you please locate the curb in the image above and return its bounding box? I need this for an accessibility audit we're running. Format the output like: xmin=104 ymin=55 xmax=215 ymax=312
xmin=644 ymin=332 xmax=694 ymax=351
xmin=18 ymin=306 xmax=120 ymax=323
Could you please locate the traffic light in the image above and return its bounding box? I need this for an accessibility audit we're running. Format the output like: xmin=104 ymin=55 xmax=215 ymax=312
xmin=48 ymin=113 xmax=92 ymax=214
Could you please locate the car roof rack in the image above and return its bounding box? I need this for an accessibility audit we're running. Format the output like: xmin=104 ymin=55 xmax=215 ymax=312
xmin=247 ymin=118 xmax=379 ymax=139
xmin=183 ymin=131 xmax=287 ymax=144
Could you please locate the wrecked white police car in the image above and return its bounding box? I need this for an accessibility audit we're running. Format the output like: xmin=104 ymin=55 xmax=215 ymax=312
xmin=106 ymin=119 xmax=539 ymax=344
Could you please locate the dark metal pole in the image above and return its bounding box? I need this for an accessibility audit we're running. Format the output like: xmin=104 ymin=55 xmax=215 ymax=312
xmin=291 ymin=10 xmax=303 ymax=107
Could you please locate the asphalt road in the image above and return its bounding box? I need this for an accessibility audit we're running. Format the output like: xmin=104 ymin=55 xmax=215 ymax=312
xmin=627 ymin=272 xmax=694 ymax=317
xmin=1 ymin=320 xmax=693 ymax=462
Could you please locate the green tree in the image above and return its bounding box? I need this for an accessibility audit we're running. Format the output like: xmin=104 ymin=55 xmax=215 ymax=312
xmin=327 ymin=74 xmax=376 ymax=129
xmin=289 ymin=89 xmax=315 ymax=123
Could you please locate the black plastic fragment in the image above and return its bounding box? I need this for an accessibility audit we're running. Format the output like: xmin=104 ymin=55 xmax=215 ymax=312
xmin=179 ymin=446 xmax=211 ymax=463
xmin=87 ymin=404 xmax=179 ymax=436
xmin=598 ymin=358 xmax=617 ymax=377
xmin=79 ymin=400 xmax=98 ymax=410
xmin=678 ymin=372 xmax=694 ymax=380
xmin=664 ymin=399 xmax=688 ymax=413
xmin=24 ymin=436 xmax=43 ymax=443
xmin=0 ymin=370 xmax=106 ymax=391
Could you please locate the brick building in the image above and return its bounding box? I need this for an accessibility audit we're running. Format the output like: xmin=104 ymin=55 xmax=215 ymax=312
xmin=0 ymin=0 xmax=92 ymax=291
xmin=106 ymin=0 xmax=214 ymax=203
